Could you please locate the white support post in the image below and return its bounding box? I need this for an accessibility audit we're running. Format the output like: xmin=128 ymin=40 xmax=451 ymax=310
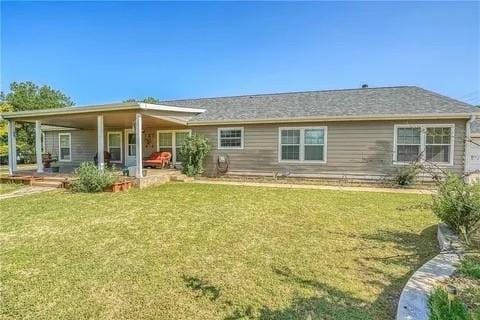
xmin=97 ymin=115 xmax=104 ymax=171
xmin=35 ymin=120 xmax=43 ymax=173
xmin=135 ymin=113 xmax=143 ymax=178
xmin=7 ymin=120 xmax=17 ymax=175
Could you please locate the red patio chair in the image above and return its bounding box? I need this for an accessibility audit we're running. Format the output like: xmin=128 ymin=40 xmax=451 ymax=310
xmin=143 ymin=151 xmax=171 ymax=168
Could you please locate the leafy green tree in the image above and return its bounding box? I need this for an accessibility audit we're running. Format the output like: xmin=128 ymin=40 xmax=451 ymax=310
xmin=0 ymin=101 xmax=13 ymax=156
xmin=124 ymin=97 xmax=162 ymax=104
xmin=0 ymin=81 xmax=74 ymax=157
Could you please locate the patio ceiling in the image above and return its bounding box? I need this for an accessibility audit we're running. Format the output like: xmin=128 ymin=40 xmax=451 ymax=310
xmin=1 ymin=102 xmax=205 ymax=129
xmin=9 ymin=111 xmax=190 ymax=130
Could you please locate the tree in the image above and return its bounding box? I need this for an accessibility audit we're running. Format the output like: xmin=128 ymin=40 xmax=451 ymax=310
xmin=0 ymin=102 xmax=13 ymax=157
xmin=0 ymin=81 xmax=74 ymax=157
xmin=124 ymin=96 xmax=162 ymax=104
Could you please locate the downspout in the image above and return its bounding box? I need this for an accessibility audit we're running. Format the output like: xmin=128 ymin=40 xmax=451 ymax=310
xmin=464 ymin=115 xmax=476 ymax=182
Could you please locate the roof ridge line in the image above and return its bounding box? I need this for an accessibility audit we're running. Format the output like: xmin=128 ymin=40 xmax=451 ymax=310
xmin=161 ymin=86 xmax=417 ymax=102
xmin=419 ymin=87 xmax=475 ymax=107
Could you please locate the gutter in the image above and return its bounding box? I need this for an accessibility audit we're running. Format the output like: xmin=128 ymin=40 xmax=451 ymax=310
xmin=187 ymin=113 xmax=479 ymax=126
xmin=464 ymin=114 xmax=476 ymax=179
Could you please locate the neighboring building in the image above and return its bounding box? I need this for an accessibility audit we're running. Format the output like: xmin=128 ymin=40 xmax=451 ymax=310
xmin=2 ymin=86 xmax=478 ymax=182
xmin=467 ymin=119 xmax=480 ymax=173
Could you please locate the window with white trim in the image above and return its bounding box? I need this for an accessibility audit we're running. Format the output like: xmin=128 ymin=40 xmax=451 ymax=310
xmin=279 ymin=127 xmax=326 ymax=162
xmin=396 ymin=127 xmax=421 ymax=162
xmin=107 ymin=132 xmax=122 ymax=163
xmin=425 ymin=127 xmax=452 ymax=163
xmin=58 ymin=133 xmax=71 ymax=161
xmin=218 ymin=128 xmax=243 ymax=149
xmin=394 ymin=125 xmax=454 ymax=165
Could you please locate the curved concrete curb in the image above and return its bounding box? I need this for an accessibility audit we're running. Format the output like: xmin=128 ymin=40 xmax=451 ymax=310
xmin=396 ymin=223 xmax=464 ymax=320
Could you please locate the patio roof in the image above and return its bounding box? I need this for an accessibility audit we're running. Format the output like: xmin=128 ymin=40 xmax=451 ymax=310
xmin=1 ymin=102 xmax=205 ymax=129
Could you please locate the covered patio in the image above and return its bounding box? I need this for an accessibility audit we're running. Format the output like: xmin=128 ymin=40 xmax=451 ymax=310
xmin=2 ymin=102 xmax=204 ymax=178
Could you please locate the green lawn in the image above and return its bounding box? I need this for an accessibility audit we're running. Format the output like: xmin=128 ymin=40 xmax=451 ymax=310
xmin=0 ymin=183 xmax=438 ymax=320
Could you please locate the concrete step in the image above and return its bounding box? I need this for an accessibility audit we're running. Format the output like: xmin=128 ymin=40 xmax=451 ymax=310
xmin=32 ymin=181 xmax=64 ymax=188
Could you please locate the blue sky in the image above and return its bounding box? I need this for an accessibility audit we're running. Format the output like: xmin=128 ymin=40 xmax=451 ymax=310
xmin=1 ymin=1 xmax=479 ymax=105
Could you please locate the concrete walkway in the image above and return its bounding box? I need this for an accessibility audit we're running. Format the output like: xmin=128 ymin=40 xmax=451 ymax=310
xmin=396 ymin=224 xmax=464 ymax=320
xmin=0 ymin=186 xmax=57 ymax=200
xmin=191 ymin=179 xmax=434 ymax=194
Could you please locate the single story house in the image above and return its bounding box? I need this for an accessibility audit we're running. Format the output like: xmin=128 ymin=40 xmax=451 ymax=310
xmin=2 ymin=86 xmax=478 ymax=182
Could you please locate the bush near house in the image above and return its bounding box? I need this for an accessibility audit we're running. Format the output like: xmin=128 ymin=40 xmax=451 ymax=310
xmin=180 ymin=134 xmax=211 ymax=177
xmin=432 ymin=174 xmax=480 ymax=246
xmin=70 ymin=162 xmax=116 ymax=193
xmin=394 ymin=163 xmax=422 ymax=186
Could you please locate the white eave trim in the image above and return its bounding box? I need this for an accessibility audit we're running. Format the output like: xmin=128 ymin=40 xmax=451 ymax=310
xmin=1 ymin=102 xmax=205 ymax=120
xmin=139 ymin=103 xmax=205 ymax=113
xmin=187 ymin=113 xmax=479 ymax=126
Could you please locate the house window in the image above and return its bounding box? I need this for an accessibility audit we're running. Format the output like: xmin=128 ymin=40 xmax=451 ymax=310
xmin=280 ymin=129 xmax=300 ymax=160
xmin=279 ymin=127 xmax=327 ymax=162
xmin=394 ymin=125 xmax=454 ymax=165
xmin=396 ymin=127 xmax=421 ymax=162
xmin=58 ymin=133 xmax=71 ymax=161
xmin=126 ymin=132 xmax=136 ymax=157
xmin=218 ymin=127 xmax=244 ymax=149
xmin=158 ymin=132 xmax=173 ymax=155
xmin=157 ymin=130 xmax=192 ymax=163
xmin=426 ymin=127 xmax=452 ymax=163
xmin=175 ymin=131 xmax=190 ymax=162
xmin=107 ymin=132 xmax=122 ymax=163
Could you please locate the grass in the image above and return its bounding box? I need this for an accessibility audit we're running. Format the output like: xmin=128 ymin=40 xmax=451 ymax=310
xmin=459 ymin=256 xmax=480 ymax=280
xmin=0 ymin=182 xmax=23 ymax=194
xmin=428 ymin=287 xmax=470 ymax=320
xmin=0 ymin=183 xmax=438 ymax=319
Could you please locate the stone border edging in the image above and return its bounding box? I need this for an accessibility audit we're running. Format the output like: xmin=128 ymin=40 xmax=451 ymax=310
xmin=396 ymin=223 xmax=464 ymax=320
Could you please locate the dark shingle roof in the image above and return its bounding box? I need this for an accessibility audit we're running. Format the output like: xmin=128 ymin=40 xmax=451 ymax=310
xmin=160 ymin=86 xmax=476 ymax=123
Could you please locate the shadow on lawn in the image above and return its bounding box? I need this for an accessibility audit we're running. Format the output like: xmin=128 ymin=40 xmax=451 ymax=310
xmin=183 ymin=225 xmax=438 ymax=320
xmin=183 ymin=276 xmax=221 ymax=301
xmin=353 ymin=225 xmax=439 ymax=317
xmin=360 ymin=225 xmax=438 ymax=265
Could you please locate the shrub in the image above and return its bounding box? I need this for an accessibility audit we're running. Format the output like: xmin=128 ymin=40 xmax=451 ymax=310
xmin=428 ymin=287 xmax=470 ymax=320
xmin=179 ymin=134 xmax=211 ymax=177
xmin=394 ymin=163 xmax=422 ymax=186
xmin=432 ymin=174 xmax=480 ymax=246
xmin=70 ymin=162 xmax=116 ymax=193
xmin=459 ymin=256 xmax=480 ymax=279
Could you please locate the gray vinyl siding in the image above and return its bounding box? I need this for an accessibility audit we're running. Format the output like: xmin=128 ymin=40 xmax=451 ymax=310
xmin=44 ymin=130 xmax=97 ymax=169
xmin=192 ymin=119 xmax=467 ymax=178
xmin=44 ymin=119 xmax=467 ymax=178
xmin=44 ymin=127 xmax=181 ymax=169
